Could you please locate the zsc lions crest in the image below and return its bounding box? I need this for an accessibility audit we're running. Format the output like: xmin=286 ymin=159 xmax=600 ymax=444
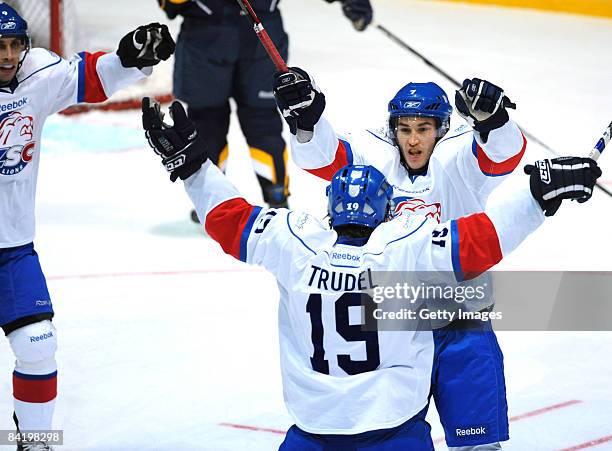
xmin=393 ymin=197 xmax=442 ymax=223
xmin=0 ymin=111 xmax=35 ymax=176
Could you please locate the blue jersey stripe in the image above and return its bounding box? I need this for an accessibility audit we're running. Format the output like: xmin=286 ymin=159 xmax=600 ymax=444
xmin=239 ymin=206 xmax=262 ymax=262
xmin=339 ymin=138 xmax=354 ymax=165
xmin=77 ymin=52 xmax=86 ymax=103
xmin=450 ymin=220 xmax=463 ymax=282
xmin=14 ymin=370 xmax=58 ymax=380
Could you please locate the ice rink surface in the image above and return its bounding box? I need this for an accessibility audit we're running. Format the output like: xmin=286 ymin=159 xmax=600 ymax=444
xmin=1 ymin=0 xmax=612 ymax=449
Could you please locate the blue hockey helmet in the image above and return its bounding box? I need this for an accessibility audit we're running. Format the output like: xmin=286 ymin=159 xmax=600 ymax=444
xmin=387 ymin=82 xmax=453 ymax=142
xmin=327 ymin=165 xmax=393 ymax=230
xmin=0 ymin=3 xmax=29 ymax=44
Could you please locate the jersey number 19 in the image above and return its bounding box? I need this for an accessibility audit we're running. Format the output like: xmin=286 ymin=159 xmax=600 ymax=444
xmin=306 ymin=293 xmax=380 ymax=375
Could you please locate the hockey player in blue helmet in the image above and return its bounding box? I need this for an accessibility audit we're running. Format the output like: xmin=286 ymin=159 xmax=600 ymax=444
xmin=272 ymin=66 xmax=530 ymax=450
xmin=0 ymin=4 xmax=176 ymax=450
xmin=386 ymin=82 xmax=453 ymax=172
xmin=0 ymin=3 xmax=30 ymax=87
xmin=326 ymin=164 xmax=393 ymax=241
xmin=142 ymin=98 xmax=600 ymax=450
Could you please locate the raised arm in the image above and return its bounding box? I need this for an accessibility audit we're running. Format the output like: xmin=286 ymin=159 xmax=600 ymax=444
xmin=141 ymin=98 xmax=296 ymax=276
xmin=418 ymin=156 xmax=601 ymax=281
xmin=273 ymin=67 xmax=378 ymax=181
xmin=48 ymin=24 xmax=175 ymax=114
xmin=437 ymin=78 xmax=526 ymax=200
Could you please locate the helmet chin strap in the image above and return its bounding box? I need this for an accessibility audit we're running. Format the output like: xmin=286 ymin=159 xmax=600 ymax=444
xmin=15 ymin=40 xmax=30 ymax=76
xmin=1 ymin=44 xmax=30 ymax=91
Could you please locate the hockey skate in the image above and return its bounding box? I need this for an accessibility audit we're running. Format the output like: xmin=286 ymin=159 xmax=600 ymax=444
xmin=13 ymin=414 xmax=53 ymax=451
xmin=16 ymin=440 xmax=52 ymax=451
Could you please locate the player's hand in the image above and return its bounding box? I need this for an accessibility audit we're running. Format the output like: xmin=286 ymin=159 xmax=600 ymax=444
xmin=142 ymin=98 xmax=206 ymax=182
xmin=117 ymin=23 xmax=175 ymax=69
xmin=273 ymin=67 xmax=326 ymax=135
xmin=455 ymin=78 xmax=516 ymax=139
xmin=325 ymin=0 xmax=372 ymax=31
xmin=524 ymin=157 xmax=602 ymax=216
xmin=341 ymin=0 xmax=373 ymax=31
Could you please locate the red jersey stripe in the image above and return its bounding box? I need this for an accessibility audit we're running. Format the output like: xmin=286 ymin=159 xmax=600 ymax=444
xmin=473 ymin=132 xmax=527 ymax=176
xmin=455 ymin=213 xmax=503 ymax=280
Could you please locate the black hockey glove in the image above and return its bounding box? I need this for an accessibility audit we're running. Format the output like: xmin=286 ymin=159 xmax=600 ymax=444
xmin=524 ymin=157 xmax=602 ymax=217
xmin=142 ymin=97 xmax=206 ymax=182
xmin=455 ymin=78 xmax=516 ymax=141
xmin=273 ymin=67 xmax=326 ymax=135
xmin=341 ymin=0 xmax=373 ymax=31
xmin=325 ymin=0 xmax=373 ymax=31
xmin=117 ymin=23 xmax=175 ymax=69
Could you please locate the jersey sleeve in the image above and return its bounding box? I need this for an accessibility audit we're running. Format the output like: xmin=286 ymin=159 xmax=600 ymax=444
xmin=289 ymin=116 xmax=357 ymax=181
xmin=437 ymin=121 xmax=527 ymax=202
xmin=47 ymin=51 xmax=151 ymax=114
xmin=289 ymin=116 xmax=401 ymax=181
xmin=183 ymin=160 xmax=295 ymax=282
xmin=416 ymin=185 xmax=544 ymax=281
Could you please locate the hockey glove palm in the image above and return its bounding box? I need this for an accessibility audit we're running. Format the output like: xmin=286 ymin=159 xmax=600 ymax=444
xmin=142 ymin=98 xmax=206 ymax=182
xmin=118 ymin=23 xmax=175 ymax=69
xmin=455 ymin=78 xmax=516 ymax=140
xmin=273 ymin=67 xmax=326 ymax=135
xmin=524 ymin=157 xmax=602 ymax=216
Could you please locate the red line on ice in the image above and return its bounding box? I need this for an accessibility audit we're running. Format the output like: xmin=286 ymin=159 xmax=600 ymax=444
xmin=509 ymin=399 xmax=582 ymax=421
xmin=48 ymin=268 xmax=262 ymax=281
xmin=218 ymin=400 xmax=583 ymax=442
xmin=433 ymin=400 xmax=582 ymax=444
xmin=219 ymin=422 xmax=285 ymax=435
xmin=560 ymin=435 xmax=612 ymax=450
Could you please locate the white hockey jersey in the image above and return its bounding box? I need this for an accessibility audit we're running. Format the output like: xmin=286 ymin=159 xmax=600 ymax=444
xmin=0 ymin=48 xmax=150 ymax=248
xmin=290 ymin=117 xmax=527 ymax=315
xmin=291 ymin=117 xmax=526 ymax=224
xmin=185 ymin=160 xmax=544 ymax=434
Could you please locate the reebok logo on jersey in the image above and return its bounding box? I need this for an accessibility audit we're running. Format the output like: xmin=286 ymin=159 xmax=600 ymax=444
xmin=456 ymin=426 xmax=486 ymax=437
xmin=0 ymin=97 xmax=28 ymax=112
xmin=331 ymin=252 xmax=361 ymax=262
xmin=29 ymin=331 xmax=54 ymax=343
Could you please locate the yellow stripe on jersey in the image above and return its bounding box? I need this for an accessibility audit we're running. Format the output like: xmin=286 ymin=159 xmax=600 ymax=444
xmin=249 ymin=146 xmax=277 ymax=183
xmin=434 ymin=0 xmax=612 ymax=18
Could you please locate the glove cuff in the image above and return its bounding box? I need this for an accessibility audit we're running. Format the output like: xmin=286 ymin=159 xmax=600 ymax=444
xmin=472 ymin=108 xmax=509 ymax=135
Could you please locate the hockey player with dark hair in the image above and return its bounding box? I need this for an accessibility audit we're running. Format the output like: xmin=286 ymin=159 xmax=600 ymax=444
xmin=271 ymin=68 xmax=552 ymax=449
xmin=156 ymin=0 xmax=373 ymax=221
xmin=142 ymin=97 xmax=601 ymax=450
xmin=0 ymin=4 xmax=174 ymax=450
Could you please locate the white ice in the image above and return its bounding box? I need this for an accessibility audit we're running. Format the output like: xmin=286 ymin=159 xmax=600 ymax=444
xmin=1 ymin=0 xmax=612 ymax=449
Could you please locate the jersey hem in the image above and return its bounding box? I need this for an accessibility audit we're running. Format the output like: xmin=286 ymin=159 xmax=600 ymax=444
xmin=0 ymin=237 xmax=35 ymax=249
xmin=289 ymin=400 xmax=429 ymax=435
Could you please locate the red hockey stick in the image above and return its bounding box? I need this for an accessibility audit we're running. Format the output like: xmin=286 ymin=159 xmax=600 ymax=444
xmin=235 ymin=0 xmax=289 ymax=72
